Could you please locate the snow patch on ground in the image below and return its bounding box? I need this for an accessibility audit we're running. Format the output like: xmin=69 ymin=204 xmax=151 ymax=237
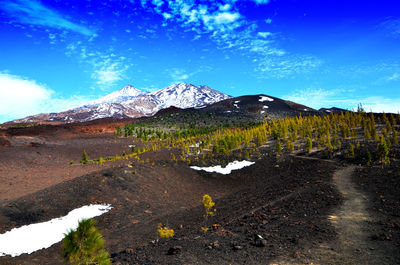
xmin=0 ymin=204 xmax=112 ymax=257
xmin=234 ymin=100 xmax=240 ymax=103
xmin=259 ymin=96 xmax=274 ymax=102
xmin=190 ymin=160 xmax=255 ymax=175
xmin=194 ymin=105 xmax=206 ymax=109
xmin=263 ymin=106 xmax=269 ymax=109
xmin=261 ymin=111 xmax=265 ymax=114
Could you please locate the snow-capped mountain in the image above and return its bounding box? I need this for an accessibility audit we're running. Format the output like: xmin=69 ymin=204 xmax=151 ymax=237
xmin=79 ymin=85 xmax=148 ymax=107
xmin=9 ymin=83 xmax=231 ymax=123
xmin=149 ymin=84 xmax=229 ymax=110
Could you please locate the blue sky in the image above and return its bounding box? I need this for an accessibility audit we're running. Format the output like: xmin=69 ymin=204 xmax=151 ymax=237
xmin=0 ymin=0 xmax=399 ymax=122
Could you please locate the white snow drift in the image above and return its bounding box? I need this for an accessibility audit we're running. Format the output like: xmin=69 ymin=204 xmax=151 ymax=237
xmin=0 ymin=204 xmax=112 ymax=257
xmin=259 ymin=96 xmax=274 ymax=102
xmin=190 ymin=160 xmax=255 ymax=175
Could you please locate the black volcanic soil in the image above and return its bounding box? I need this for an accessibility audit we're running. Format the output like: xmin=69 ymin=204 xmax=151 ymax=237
xmin=0 ymin=121 xmax=399 ymax=264
xmin=1 ymin=155 xmax=341 ymax=265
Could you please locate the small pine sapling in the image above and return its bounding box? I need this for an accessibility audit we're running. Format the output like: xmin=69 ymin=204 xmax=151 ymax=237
xmin=80 ymin=150 xmax=89 ymax=165
xmin=62 ymin=218 xmax=110 ymax=265
xmin=201 ymin=194 xmax=216 ymax=231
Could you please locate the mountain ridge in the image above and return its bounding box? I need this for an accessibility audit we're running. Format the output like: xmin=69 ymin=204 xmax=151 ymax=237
xmin=7 ymin=83 xmax=231 ymax=124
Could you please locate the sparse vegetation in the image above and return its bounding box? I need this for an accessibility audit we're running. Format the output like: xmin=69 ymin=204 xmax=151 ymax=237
xmin=157 ymin=224 xmax=174 ymax=239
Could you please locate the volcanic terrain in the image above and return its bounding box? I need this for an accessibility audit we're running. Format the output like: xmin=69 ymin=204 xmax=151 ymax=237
xmin=0 ymin=97 xmax=399 ymax=265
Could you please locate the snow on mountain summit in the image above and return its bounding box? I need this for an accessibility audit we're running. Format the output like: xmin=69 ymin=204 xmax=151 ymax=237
xmin=149 ymin=83 xmax=230 ymax=110
xmin=9 ymin=83 xmax=231 ymax=123
xmin=82 ymin=85 xmax=148 ymax=107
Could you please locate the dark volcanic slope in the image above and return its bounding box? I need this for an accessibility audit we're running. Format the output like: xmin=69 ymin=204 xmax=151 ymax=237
xmin=0 ymin=155 xmax=341 ymax=265
xmin=319 ymin=107 xmax=348 ymax=113
xmin=197 ymin=94 xmax=320 ymax=119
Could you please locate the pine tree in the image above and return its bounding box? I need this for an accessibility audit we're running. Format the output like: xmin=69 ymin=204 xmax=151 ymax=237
xmin=393 ymin=130 xmax=399 ymax=145
xmin=275 ymin=140 xmax=282 ymax=153
xmin=80 ymin=150 xmax=89 ymax=165
xmin=377 ymin=135 xmax=389 ymax=164
xmin=305 ymin=137 xmax=312 ymax=152
xmin=62 ymin=218 xmax=111 ymax=265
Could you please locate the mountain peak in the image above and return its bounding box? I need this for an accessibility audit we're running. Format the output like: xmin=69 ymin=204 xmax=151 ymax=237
xmin=83 ymin=84 xmax=148 ymax=107
xmin=118 ymin=84 xmax=143 ymax=95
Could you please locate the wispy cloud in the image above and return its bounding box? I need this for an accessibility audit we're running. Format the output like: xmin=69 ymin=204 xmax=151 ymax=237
xmin=166 ymin=68 xmax=192 ymax=83
xmin=65 ymin=43 xmax=130 ymax=89
xmin=91 ymin=58 xmax=128 ymax=87
xmin=380 ymin=18 xmax=400 ymax=38
xmin=1 ymin=0 xmax=94 ymax=36
xmin=0 ymin=72 xmax=92 ymax=122
xmin=285 ymin=87 xmax=400 ymax=113
xmin=385 ymin=73 xmax=400 ymax=81
xmin=253 ymin=0 xmax=270 ymax=5
xmin=141 ymin=1 xmax=321 ymax=79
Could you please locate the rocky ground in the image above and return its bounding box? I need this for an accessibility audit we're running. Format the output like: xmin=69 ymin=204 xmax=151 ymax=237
xmin=0 ymin=122 xmax=399 ymax=265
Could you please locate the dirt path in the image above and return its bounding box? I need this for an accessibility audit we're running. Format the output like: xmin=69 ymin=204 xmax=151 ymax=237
xmin=313 ymin=166 xmax=392 ymax=265
xmin=270 ymin=165 xmax=394 ymax=265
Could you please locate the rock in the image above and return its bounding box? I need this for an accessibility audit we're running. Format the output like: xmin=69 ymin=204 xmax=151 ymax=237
xmin=213 ymin=241 xmax=220 ymax=249
xmin=167 ymin=246 xmax=182 ymax=255
xmin=207 ymin=241 xmax=220 ymax=249
xmin=233 ymin=245 xmax=243 ymax=251
xmin=290 ymin=237 xmax=299 ymax=244
xmin=124 ymin=247 xmax=135 ymax=254
xmin=255 ymin=239 xmax=268 ymax=247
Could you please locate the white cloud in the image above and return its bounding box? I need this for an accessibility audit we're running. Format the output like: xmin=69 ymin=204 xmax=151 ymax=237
xmin=91 ymin=59 xmax=128 ymax=87
xmin=265 ymin=18 xmax=272 ymax=24
xmin=212 ymin=12 xmax=240 ymax=24
xmin=163 ymin=12 xmax=172 ymax=19
xmin=253 ymin=0 xmax=270 ymax=5
xmin=1 ymin=0 xmax=95 ymax=36
xmin=257 ymin=31 xmax=272 ymax=38
xmin=219 ymin=4 xmax=231 ymax=11
xmin=0 ymin=72 xmax=53 ymax=120
xmin=285 ymin=88 xmax=400 ymax=113
xmin=0 ymin=72 xmax=92 ymax=123
xmin=385 ymin=73 xmax=399 ymax=81
xmin=65 ymin=42 xmax=130 ymax=89
xmin=167 ymin=68 xmax=191 ymax=82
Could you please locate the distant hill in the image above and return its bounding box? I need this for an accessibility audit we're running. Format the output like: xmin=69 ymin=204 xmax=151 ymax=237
xmin=319 ymin=107 xmax=348 ymax=113
xmin=193 ymin=94 xmax=320 ymax=119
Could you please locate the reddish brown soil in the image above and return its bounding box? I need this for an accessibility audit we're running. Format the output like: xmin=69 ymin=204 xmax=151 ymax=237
xmin=0 ymin=119 xmax=138 ymax=202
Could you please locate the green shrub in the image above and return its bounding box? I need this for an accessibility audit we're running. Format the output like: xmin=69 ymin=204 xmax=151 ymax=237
xmin=62 ymin=218 xmax=110 ymax=265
